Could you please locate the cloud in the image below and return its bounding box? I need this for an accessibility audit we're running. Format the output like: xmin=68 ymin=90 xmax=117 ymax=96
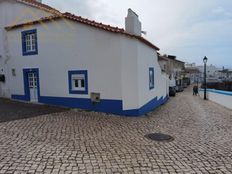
xmin=44 ymin=0 xmax=232 ymax=68
xmin=212 ymin=6 xmax=232 ymax=17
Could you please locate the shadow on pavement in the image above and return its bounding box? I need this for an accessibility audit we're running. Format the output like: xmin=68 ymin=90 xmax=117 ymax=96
xmin=0 ymin=98 xmax=69 ymax=123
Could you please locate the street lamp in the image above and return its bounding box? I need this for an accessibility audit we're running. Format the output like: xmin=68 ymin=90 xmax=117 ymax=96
xmin=203 ymin=56 xmax=208 ymax=100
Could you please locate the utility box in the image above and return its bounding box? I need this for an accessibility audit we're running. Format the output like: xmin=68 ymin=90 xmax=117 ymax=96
xmin=91 ymin=92 xmax=100 ymax=104
xmin=0 ymin=74 xmax=5 ymax=82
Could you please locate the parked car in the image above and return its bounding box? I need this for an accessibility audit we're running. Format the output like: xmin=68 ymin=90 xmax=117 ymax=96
xmin=183 ymin=83 xmax=188 ymax=88
xmin=176 ymin=86 xmax=184 ymax=92
xmin=169 ymin=87 xmax=176 ymax=97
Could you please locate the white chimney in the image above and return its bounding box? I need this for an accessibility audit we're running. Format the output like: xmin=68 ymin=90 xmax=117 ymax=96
xmin=125 ymin=9 xmax=142 ymax=36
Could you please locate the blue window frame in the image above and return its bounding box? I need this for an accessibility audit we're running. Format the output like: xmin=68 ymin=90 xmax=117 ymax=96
xmin=149 ymin=67 xmax=154 ymax=90
xmin=68 ymin=70 xmax=88 ymax=94
xmin=21 ymin=29 xmax=38 ymax=56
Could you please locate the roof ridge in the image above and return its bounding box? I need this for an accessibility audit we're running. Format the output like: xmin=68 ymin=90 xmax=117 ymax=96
xmin=18 ymin=0 xmax=60 ymax=14
xmin=63 ymin=12 xmax=125 ymax=32
xmin=5 ymin=11 xmax=160 ymax=51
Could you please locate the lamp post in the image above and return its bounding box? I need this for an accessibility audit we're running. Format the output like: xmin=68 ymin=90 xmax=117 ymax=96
xmin=203 ymin=56 xmax=208 ymax=100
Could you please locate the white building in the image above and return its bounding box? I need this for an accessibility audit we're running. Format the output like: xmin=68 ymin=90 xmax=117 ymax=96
xmin=158 ymin=54 xmax=185 ymax=87
xmin=185 ymin=63 xmax=201 ymax=84
xmin=0 ymin=0 xmax=169 ymax=116
xmin=197 ymin=64 xmax=220 ymax=82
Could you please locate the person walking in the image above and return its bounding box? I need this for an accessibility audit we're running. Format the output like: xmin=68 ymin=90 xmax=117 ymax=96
xmin=193 ymin=85 xmax=198 ymax=96
xmin=193 ymin=86 xmax=196 ymax=95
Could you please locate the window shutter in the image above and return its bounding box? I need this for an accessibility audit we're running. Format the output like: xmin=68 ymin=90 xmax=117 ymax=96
xmin=22 ymin=32 xmax=26 ymax=55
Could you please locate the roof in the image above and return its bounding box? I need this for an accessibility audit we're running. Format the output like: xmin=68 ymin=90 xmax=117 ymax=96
xmin=219 ymin=69 xmax=232 ymax=73
xmin=174 ymin=59 xmax=185 ymax=64
xmin=185 ymin=68 xmax=200 ymax=74
xmin=5 ymin=12 xmax=160 ymax=51
xmin=17 ymin=0 xmax=60 ymax=14
xmin=158 ymin=55 xmax=185 ymax=63
xmin=158 ymin=55 xmax=168 ymax=61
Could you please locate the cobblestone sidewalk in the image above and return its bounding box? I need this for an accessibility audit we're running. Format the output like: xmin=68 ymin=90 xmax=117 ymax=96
xmin=0 ymin=88 xmax=231 ymax=173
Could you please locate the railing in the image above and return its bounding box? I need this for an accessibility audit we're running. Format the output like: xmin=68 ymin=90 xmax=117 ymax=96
xmin=199 ymin=88 xmax=232 ymax=109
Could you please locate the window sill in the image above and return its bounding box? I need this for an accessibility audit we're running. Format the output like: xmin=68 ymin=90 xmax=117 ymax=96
xmin=23 ymin=51 xmax=38 ymax=56
xmin=69 ymin=90 xmax=88 ymax=95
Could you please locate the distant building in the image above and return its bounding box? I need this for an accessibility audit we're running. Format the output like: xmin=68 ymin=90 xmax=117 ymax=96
xmin=158 ymin=54 xmax=168 ymax=73
xmin=0 ymin=1 xmax=169 ymax=116
xmin=158 ymin=54 xmax=185 ymax=87
xmin=185 ymin=63 xmax=196 ymax=68
xmin=188 ymin=64 xmax=232 ymax=83
xmin=197 ymin=64 xmax=220 ymax=83
xmin=218 ymin=69 xmax=232 ymax=81
xmin=185 ymin=68 xmax=200 ymax=84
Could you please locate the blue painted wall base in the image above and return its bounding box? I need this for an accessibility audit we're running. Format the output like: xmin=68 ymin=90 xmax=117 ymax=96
xmin=11 ymin=94 xmax=169 ymax=117
xmin=11 ymin=68 xmax=169 ymax=116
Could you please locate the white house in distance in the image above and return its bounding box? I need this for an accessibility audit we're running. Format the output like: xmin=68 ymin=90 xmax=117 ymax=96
xmin=0 ymin=0 xmax=169 ymax=116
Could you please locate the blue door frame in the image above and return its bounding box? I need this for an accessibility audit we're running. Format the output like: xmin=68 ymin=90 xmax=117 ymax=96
xmin=12 ymin=68 xmax=40 ymax=101
xmin=23 ymin=68 xmax=40 ymax=101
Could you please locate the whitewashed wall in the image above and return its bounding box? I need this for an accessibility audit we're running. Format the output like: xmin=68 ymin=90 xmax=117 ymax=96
xmin=0 ymin=0 xmax=53 ymax=97
xmin=6 ymin=18 xmax=168 ymax=113
xmin=137 ymin=42 xmax=168 ymax=108
xmin=7 ymin=20 xmax=123 ymax=101
xmin=199 ymin=89 xmax=232 ymax=110
xmin=120 ymin=36 xmax=168 ymax=110
xmin=120 ymin=36 xmax=140 ymax=110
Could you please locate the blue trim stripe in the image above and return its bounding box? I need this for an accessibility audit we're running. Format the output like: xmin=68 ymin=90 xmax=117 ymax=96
xmin=12 ymin=68 xmax=40 ymax=101
xmin=39 ymin=96 xmax=123 ymax=115
xmin=11 ymin=94 xmax=28 ymax=101
xmin=149 ymin=67 xmax=154 ymax=90
xmin=22 ymin=29 xmax=38 ymax=56
xmin=38 ymin=95 xmax=169 ymax=116
xmin=11 ymin=68 xmax=169 ymax=116
xmin=200 ymin=88 xmax=232 ymax=96
xmin=123 ymin=95 xmax=168 ymax=116
xmin=68 ymin=70 xmax=88 ymax=94
xmin=11 ymin=93 xmax=169 ymax=116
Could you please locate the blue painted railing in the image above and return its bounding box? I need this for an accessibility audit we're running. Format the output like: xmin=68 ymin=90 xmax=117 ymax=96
xmin=200 ymin=88 xmax=232 ymax=96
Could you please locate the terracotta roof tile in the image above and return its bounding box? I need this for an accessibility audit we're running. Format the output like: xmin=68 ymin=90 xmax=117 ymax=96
xmin=158 ymin=56 xmax=169 ymax=61
xmin=5 ymin=12 xmax=160 ymax=51
xmin=62 ymin=13 xmax=159 ymax=50
xmin=18 ymin=0 xmax=60 ymax=14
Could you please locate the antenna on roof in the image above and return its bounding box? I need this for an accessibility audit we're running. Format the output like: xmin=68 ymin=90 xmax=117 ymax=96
xmin=141 ymin=31 xmax=147 ymax=35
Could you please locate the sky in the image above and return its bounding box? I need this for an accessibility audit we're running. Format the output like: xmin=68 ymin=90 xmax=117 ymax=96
xmin=44 ymin=0 xmax=232 ymax=69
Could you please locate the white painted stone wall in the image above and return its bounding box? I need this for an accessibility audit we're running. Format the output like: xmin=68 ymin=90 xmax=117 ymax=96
xmin=199 ymin=89 xmax=232 ymax=110
xmin=0 ymin=0 xmax=53 ymax=97
xmin=120 ymin=36 xmax=140 ymax=110
xmin=7 ymin=20 xmax=123 ymax=100
xmin=137 ymin=41 xmax=168 ymax=108
xmin=6 ymin=18 xmax=168 ymax=111
xmin=125 ymin=9 xmax=142 ymax=36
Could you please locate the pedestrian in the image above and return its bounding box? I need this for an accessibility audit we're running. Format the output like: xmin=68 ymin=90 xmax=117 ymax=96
xmin=193 ymin=86 xmax=198 ymax=96
xmin=195 ymin=85 xmax=198 ymax=95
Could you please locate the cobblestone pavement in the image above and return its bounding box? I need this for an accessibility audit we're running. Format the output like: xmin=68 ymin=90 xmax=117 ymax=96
xmin=0 ymin=98 xmax=67 ymax=123
xmin=0 ymin=88 xmax=231 ymax=174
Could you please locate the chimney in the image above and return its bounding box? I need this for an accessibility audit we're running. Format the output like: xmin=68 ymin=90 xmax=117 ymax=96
xmin=35 ymin=0 xmax=42 ymax=3
xmin=125 ymin=9 xmax=142 ymax=36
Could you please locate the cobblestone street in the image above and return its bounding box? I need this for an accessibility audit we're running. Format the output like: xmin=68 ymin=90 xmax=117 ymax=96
xmin=0 ymin=88 xmax=231 ymax=174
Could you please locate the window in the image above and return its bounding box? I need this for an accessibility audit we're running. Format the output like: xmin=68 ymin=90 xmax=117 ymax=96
xmin=164 ymin=64 xmax=166 ymax=70
xmin=68 ymin=70 xmax=88 ymax=94
xmin=22 ymin=29 xmax=38 ymax=56
xmin=72 ymin=74 xmax=85 ymax=90
xmin=12 ymin=69 xmax=16 ymax=76
xmin=149 ymin=67 xmax=154 ymax=90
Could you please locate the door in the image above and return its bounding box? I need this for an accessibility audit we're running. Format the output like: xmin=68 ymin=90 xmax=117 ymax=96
xmin=28 ymin=72 xmax=38 ymax=102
